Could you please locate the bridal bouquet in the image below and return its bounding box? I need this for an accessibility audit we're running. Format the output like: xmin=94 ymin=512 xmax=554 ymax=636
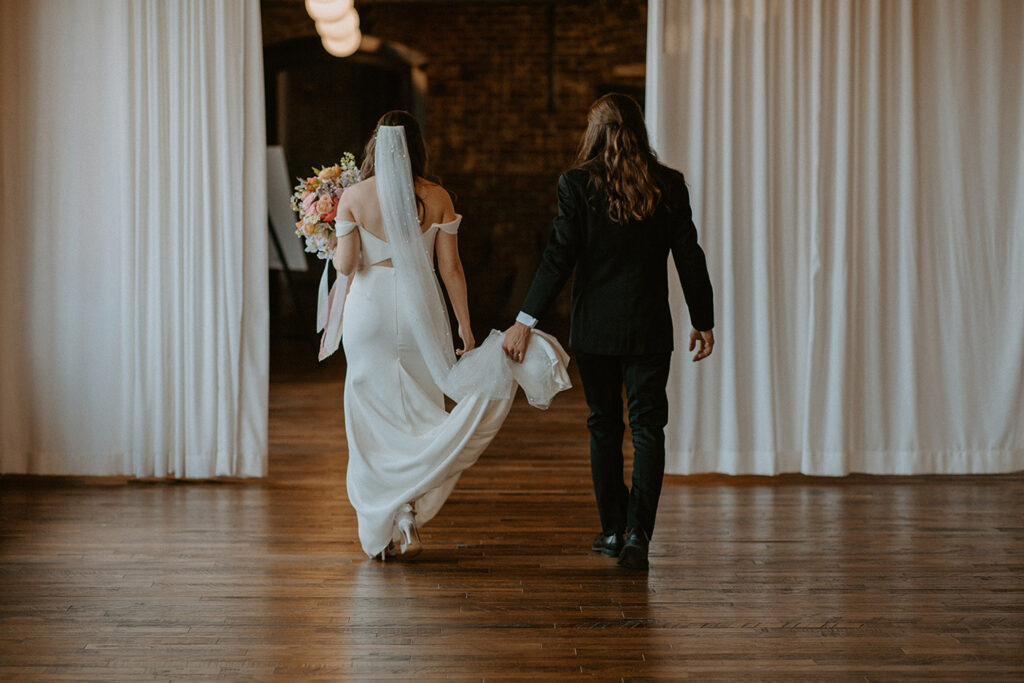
xmin=290 ymin=152 xmax=361 ymax=260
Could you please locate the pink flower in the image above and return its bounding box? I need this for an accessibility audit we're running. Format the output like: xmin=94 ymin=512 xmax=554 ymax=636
xmin=315 ymin=196 xmax=333 ymax=214
xmin=301 ymin=193 xmax=316 ymax=214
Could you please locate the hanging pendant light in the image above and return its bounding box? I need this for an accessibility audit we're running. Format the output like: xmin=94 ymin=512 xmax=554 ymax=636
xmin=316 ymin=8 xmax=359 ymax=41
xmin=322 ymin=30 xmax=362 ymax=58
xmin=306 ymin=0 xmax=362 ymax=58
xmin=305 ymin=0 xmax=352 ymax=23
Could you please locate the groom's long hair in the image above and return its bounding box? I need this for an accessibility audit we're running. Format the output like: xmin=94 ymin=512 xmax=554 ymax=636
xmin=574 ymin=93 xmax=662 ymax=224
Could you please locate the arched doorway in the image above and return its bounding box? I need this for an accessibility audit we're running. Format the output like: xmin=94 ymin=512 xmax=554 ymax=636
xmin=263 ymin=36 xmax=426 ymax=372
xmin=264 ymin=36 xmax=426 ymax=182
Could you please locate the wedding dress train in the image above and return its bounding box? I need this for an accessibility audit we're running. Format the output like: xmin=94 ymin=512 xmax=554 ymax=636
xmin=331 ymin=126 xmax=571 ymax=557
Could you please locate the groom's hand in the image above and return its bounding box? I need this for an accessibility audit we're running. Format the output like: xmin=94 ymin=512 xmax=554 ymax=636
xmin=502 ymin=322 xmax=532 ymax=363
xmin=689 ymin=328 xmax=715 ymax=362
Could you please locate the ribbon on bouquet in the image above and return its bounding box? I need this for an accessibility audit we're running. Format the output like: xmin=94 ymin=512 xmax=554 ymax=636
xmin=316 ymin=259 xmax=351 ymax=361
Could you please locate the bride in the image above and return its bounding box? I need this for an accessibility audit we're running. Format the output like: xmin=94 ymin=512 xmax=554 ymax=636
xmin=328 ymin=111 xmax=570 ymax=560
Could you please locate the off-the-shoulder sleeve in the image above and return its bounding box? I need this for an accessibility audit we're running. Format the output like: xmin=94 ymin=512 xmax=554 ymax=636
xmin=335 ymin=220 xmax=359 ymax=236
xmin=432 ymin=214 xmax=462 ymax=235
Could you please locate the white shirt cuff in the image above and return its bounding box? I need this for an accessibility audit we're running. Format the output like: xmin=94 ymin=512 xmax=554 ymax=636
xmin=516 ymin=311 xmax=538 ymax=328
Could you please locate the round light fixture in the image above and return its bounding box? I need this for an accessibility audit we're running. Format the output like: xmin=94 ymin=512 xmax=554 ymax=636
xmin=322 ymin=30 xmax=362 ymax=58
xmin=305 ymin=0 xmax=353 ymax=24
xmin=316 ymin=8 xmax=360 ymax=40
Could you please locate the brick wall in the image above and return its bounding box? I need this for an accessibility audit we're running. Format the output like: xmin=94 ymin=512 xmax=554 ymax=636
xmin=262 ymin=0 xmax=648 ymax=335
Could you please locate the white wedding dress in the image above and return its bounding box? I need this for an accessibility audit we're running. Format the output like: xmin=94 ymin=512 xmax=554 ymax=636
xmin=326 ymin=126 xmax=571 ymax=557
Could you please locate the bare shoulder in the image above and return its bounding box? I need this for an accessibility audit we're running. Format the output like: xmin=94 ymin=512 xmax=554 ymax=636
xmin=338 ymin=176 xmax=375 ymax=209
xmin=419 ymin=181 xmax=455 ymax=217
xmin=344 ymin=176 xmax=376 ymax=198
xmin=420 ymin=180 xmax=452 ymax=203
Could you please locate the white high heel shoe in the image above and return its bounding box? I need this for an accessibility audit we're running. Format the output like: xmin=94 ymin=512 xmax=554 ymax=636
xmin=395 ymin=504 xmax=422 ymax=560
xmin=374 ymin=541 xmax=397 ymax=562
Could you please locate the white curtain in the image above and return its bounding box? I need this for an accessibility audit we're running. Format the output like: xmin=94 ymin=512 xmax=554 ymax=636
xmin=648 ymin=0 xmax=1024 ymax=475
xmin=0 ymin=0 xmax=268 ymax=477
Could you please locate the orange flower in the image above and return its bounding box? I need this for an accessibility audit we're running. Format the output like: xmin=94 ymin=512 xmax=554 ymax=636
xmin=318 ymin=165 xmax=342 ymax=181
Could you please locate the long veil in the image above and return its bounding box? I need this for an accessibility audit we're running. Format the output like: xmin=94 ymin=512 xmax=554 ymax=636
xmin=374 ymin=126 xmax=463 ymax=397
xmin=374 ymin=124 xmax=570 ymax=407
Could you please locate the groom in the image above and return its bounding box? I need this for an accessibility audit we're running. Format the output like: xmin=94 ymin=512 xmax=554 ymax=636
xmin=502 ymin=148 xmax=714 ymax=571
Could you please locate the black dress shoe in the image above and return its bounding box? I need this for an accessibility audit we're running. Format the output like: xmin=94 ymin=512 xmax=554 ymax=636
xmin=591 ymin=531 xmax=625 ymax=557
xmin=617 ymin=529 xmax=650 ymax=570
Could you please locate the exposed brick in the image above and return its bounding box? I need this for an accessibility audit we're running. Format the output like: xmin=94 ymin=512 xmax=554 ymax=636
xmin=263 ymin=0 xmax=647 ymax=333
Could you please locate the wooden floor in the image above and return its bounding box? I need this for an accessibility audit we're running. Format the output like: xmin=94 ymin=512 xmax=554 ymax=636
xmin=2 ymin=355 xmax=1023 ymax=680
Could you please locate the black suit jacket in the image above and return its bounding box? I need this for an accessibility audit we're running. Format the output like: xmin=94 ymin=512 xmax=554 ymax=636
xmin=521 ymin=164 xmax=714 ymax=355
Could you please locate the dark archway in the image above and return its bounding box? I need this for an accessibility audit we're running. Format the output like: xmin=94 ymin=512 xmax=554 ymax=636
xmin=264 ymin=36 xmax=426 ymax=364
xmin=264 ymin=36 xmax=425 ymax=184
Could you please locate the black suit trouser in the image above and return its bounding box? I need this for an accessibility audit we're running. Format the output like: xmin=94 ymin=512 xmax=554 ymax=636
xmin=574 ymin=351 xmax=672 ymax=539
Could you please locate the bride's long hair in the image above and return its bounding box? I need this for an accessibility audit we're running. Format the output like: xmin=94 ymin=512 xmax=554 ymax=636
xmin=360 ymin=110 xmax=441 ymax=218
xmin=574 ymin=93 xmax=662 ymax=224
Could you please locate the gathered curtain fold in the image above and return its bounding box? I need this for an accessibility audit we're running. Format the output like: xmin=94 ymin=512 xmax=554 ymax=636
xmin=647 ymin=0 xmax=1024 ymax=474
xmin=0 ymin=0 xmax=268 ymax=477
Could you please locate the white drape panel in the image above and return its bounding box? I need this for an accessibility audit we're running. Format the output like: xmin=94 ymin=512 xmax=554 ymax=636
xmin=648 ymin=0 xmax=1024 ymax=475
xmin=0 ymin=1 xmax=129 ymax=473
xmin=0 ymin=0 xmax=268 ymax=477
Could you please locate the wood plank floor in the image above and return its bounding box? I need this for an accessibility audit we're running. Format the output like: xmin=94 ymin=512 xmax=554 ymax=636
xmin=2 ymin=358 xmax=1023 ymax=680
